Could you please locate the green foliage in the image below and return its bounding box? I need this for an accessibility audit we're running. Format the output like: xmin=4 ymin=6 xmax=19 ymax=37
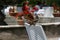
xmin=0 ymin=0 xmax=60 ymax=7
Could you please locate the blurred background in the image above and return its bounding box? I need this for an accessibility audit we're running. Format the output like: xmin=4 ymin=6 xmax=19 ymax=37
xmin=0 ymin=0 xmax=60 ymax=40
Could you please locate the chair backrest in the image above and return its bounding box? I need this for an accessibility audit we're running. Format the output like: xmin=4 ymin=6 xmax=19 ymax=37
xmin=24 ymin=23 xmax=47 ymax=40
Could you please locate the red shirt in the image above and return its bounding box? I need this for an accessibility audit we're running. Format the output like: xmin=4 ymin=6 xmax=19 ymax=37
xmin=22 ymin=5 xmax=30 ymax=14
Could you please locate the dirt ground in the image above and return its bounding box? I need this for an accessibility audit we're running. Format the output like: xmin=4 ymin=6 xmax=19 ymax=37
xmin=0 ymin=25 xmax=60 ymax=40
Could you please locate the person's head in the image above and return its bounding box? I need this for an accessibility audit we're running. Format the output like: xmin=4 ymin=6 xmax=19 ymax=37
xmin=25 ymin=1 xmax=29 ymax=4
xmin=36 ymin=1 xmax=41 ymax=5
xmin=23 ymin=1 xmax=29 ymax=5
xmin=23 ymin=1 xmax=29 ymax=6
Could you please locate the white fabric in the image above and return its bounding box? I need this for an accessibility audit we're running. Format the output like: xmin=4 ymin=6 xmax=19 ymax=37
xmin=43 ymin=7 xmax=54 ymax=17
xmin=4 ymin=6 xmax=13 ymax=16
xmin=34 ymin=7 xmax=54 ymax=17
xmin=36 ymin=9 xmax=45 ymax=14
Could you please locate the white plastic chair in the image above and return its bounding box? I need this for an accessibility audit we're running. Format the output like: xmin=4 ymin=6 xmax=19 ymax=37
xmin=22 ymin=16 xmax=47 ymax=40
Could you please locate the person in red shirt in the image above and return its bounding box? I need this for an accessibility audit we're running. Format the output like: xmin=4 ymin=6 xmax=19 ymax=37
xmin=22 ymin=1 xmax=34 ymax=19
xmin=22 ymin=1 xmax=30 ymax=14
xmin=22 ymin=1 xmax=35 ymax=25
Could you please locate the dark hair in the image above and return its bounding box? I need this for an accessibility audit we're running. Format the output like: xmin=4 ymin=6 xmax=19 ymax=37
xmin=36 ymin=1 xmax=41 ymax=5
xmin=22 ymin=2 xmax=25 ymax=11
xmin=22 ymin=2 xmax=26 ymax=7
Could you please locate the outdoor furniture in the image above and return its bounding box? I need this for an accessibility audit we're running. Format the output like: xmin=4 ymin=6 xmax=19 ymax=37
xmin=22 ymin=16 xmax=47 ymax=40
xmin=1 ymin=16 xmax=60 ymax=40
